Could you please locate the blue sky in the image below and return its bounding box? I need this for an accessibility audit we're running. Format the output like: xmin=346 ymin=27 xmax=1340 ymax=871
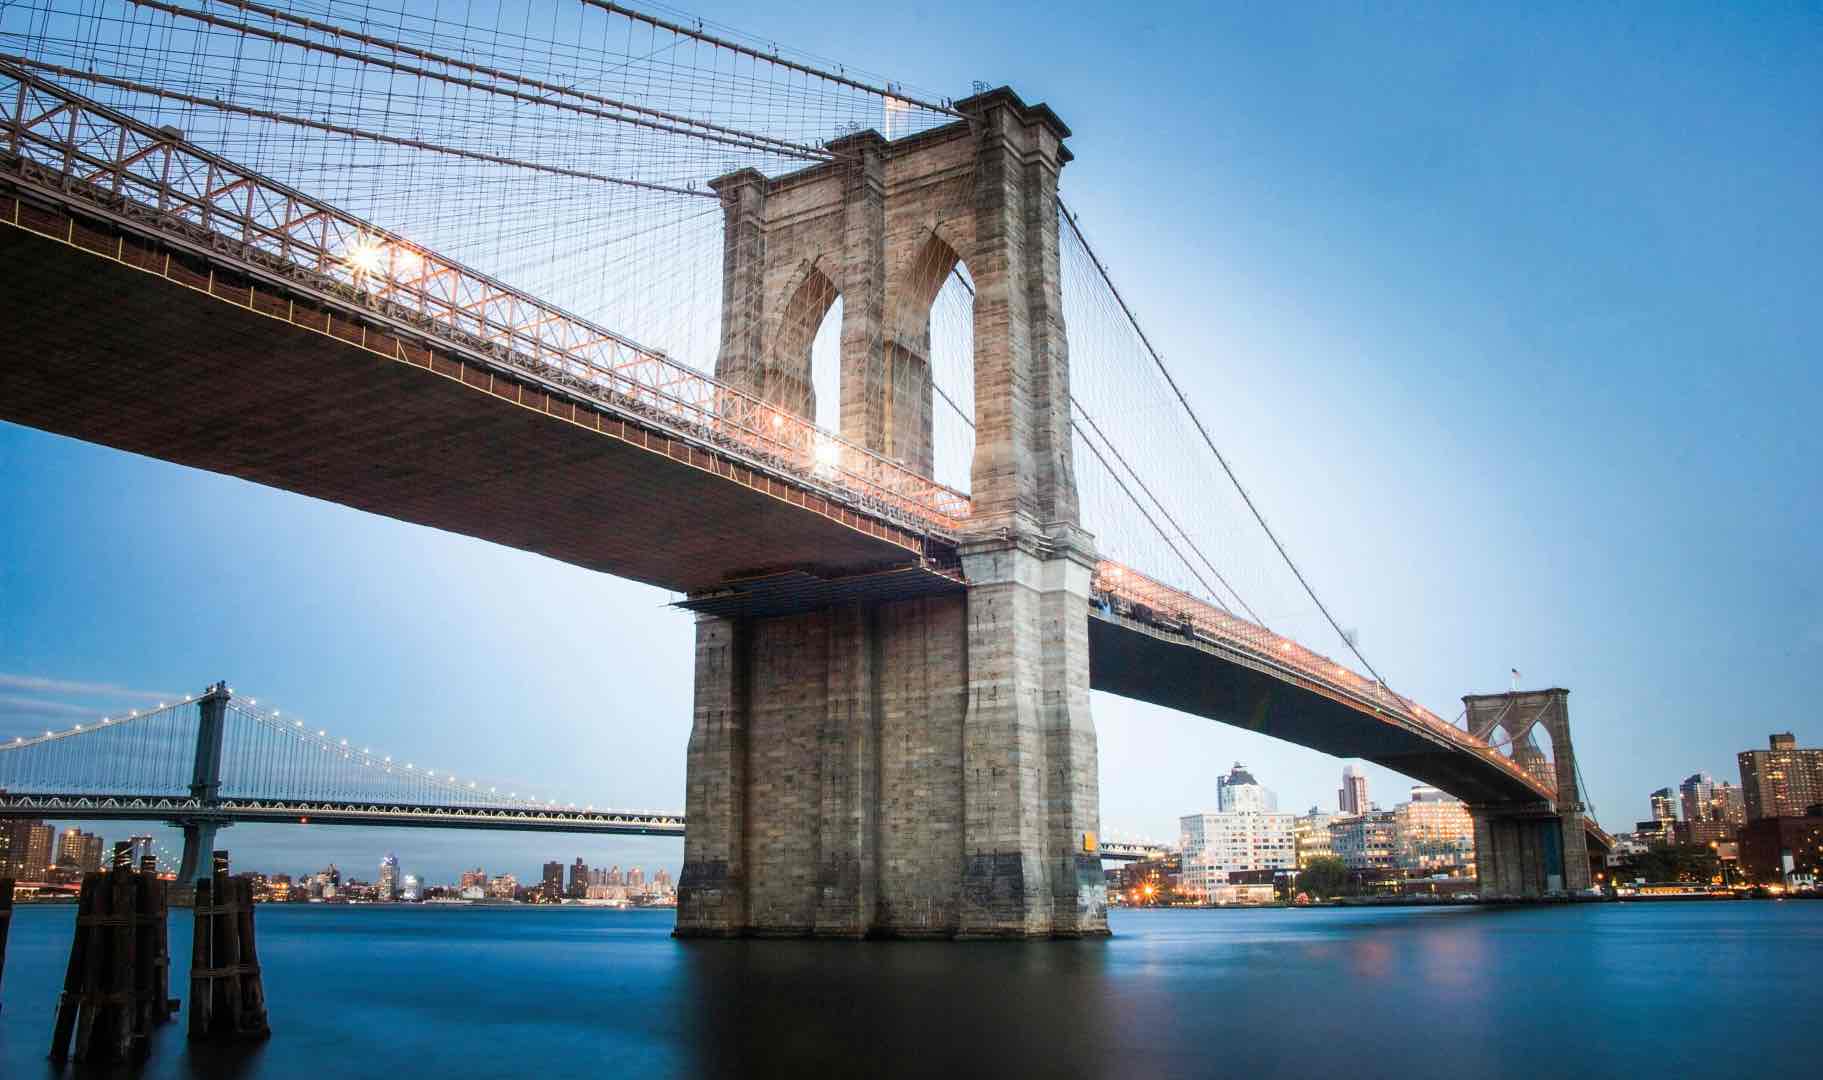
xmin=3 ymin=1 xmax=1820 ymax=881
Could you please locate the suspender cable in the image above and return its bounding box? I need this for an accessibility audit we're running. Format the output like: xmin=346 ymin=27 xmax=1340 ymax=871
xmin=4 ymin=56 xmax=717 ymax=199
xmin=581 ymin=1 xmax=963 ymax=118
xmin=128 ymin=0 xmax=821 ymax=161
xmin=207 ymin=0 xmax=833 ymax=162
xmin=1058 ymin=198 xmax=1389 ymax=689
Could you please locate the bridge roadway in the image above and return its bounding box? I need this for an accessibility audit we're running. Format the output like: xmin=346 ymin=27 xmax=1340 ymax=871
xmin=0 ymin=71 xmax=1594 ymax=844
xmin=0 ymin=793 xmax=1163 ymax=862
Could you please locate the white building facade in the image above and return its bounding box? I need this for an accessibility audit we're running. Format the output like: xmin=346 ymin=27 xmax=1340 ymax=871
xmin=1180 ymin=809 xmax=1297 ymax=900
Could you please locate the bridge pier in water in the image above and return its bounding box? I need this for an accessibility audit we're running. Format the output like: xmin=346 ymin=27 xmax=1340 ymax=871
xmin=174 ymin=681 xmax=233 ymax=886
xmin=1464 ymin=689 xmax=1592 ymax=898
xmin=677 ymin=88 xmax=1108 ymax=939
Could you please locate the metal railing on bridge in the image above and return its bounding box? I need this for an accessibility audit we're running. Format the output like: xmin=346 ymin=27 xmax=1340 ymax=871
xmin=0 ymin=61 xmax=969 ymax=537
xmin=1090 ymin=561 xmax=1557 ymax=801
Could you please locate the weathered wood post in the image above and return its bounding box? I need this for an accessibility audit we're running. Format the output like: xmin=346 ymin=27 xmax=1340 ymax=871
xmin=49 ymin=867 xmax=151 ymax=1063
xmin=0 ymin=876 xmax=13 ymax=1012
xmin=188 ymin=852 xmax=269 ymax=1042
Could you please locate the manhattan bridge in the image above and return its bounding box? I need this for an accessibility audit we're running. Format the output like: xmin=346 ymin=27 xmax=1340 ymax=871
xmin=0 ymin=0 xmax=1606 ymax=937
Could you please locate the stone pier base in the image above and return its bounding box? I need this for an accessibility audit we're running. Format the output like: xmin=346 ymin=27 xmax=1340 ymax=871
xmin=1471 ymin=808 xmax=1589 ymax=898
xmin=676 ymin=542 xmax=1108 ymax=939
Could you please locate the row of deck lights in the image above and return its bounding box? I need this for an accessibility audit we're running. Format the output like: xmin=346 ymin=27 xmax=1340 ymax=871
xmin=1098 ymin=564 xmax=1522 ymax=759
xmin=233 ymin=694 xmax=603 ymax=812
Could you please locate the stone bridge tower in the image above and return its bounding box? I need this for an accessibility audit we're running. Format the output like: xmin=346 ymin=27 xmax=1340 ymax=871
xmin=1462 ymin=688 xmax=1591 ymax=896
xmin=676 ymin=88 xmax=1106 ymax=938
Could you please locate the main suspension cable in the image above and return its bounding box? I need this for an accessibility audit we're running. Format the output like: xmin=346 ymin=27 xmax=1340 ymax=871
xmin=582 ymin=0 xmax=962 ymax=118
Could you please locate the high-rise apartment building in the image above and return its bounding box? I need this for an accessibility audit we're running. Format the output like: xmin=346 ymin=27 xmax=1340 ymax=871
xmin=542 ymin=861 xmax=564 ymax=897
xmin=1738 ymin=733 xmax=1823 ymax=820
xmin=56 ymin=828 xmax=104 ymax=873
xmin=487 ymin=873 xmax=517 ymax=900
xmin=1717 ymin=783 xmax=1746 ymax=827
xmin=1339 ymin=765 xmax=1369 ymax=816
xmin=378 ymin=853 xmax=399 ymax=901
xmin=1 ymin=819 xmax=55 ymax=879
xmin=1680 ymin=773 xmax=1716 ymax=823
xmin=459 ymin=867 xmax=486 ymax=891
xmin=1649 ymin=787 xmax=1679 ymax=823
xmin=569 ymin=857 xmax=589 ymax=899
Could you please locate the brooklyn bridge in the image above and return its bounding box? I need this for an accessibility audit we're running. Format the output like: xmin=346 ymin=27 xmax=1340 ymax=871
xmin=1 ymin=0 xmax=1607 ymax=938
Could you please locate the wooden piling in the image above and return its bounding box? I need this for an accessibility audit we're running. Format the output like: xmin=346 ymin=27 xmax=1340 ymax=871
xmin=48 ymin=867 xmax=154 ymax=1063
xmin=136 ymin=866 xmax=178 ymax=1027
xmin=188 ymin=856 xmax=270 ymax=1042
xmin=0 ymin=876 xmax=13 ymax=1012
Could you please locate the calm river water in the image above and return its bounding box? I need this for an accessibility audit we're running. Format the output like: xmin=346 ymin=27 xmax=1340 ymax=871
xmin=2 ymin=901 xmax=1818 ymax=1077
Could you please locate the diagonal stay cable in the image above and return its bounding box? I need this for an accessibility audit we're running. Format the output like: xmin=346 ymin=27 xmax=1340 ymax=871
xmin=208 ymin=0 xmax=834 ymax=161
xmin=1072 ymin=401 xmax=1263 ymax=624
xmin=4 ymin=55 xmax=716 ymax=198
xmin=1057 ymin=197 xmax=1389 ymax=687
xmin=937 ymin=265 xmax=1260 ymax=622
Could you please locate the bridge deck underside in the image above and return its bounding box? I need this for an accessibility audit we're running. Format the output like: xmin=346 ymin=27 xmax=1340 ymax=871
xmin=1087 ymin=611 xmax=1547 ymax=807
xmin=0 ymin=214 xmax=926 ymax=595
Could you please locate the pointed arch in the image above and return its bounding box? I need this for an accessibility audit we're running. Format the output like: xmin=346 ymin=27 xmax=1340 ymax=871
xmin=882 ymin=230 xmax=969 ymax=479
xmin=766 ymin=260 xmax=840 ymax=422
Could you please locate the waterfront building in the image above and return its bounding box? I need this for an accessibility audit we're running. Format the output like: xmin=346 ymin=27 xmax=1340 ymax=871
xmin=1180 ymin=809 xmax=1296 ymax=901
xmin=1338 ymin=765 xmax=1369 ymax=816
xmin=401 ymin=873 xmax=423 ymax=901
xmin=1649 ymin=787 xmax=1679 ymax=823
xmin=1217 ymin=763 xmax=1277 ymax=812
xmin=0 ymin=819 xmax=55 ymax=879
xmin=651 ymin=867 xmax=674 ymax=896
xmin=487 ymin=873 xmax=517 ymax=900
xmin=1293 ymin=808 xmax=1335 ymax=866
xmin=56 ymin=827 xmax=104 ymax=873
xmin=378 ymin=853 xmax=400 ymax=901
xmin=1678 ymin=820 xmax=1735 ymax=846
xmin=1330 ymin=811 xmax=1398 ymax=871
xmin=1605 ymin=833 xmax=1650 ymax=866
xmin=1392 ymin=787 xmax=1474 ymax=872
xmin=1634 ymin=818 xmax=1676 ymax=847
xmin=459 ymin=867 xmax=486 ymax=891
xmin=1738 ymin=733 xmax=1823 ymax=821
xmin=542 ymin=861 xmax=564 ymax=896
xmin=1737 ymin=813 xmax=1823 ymax=886
xmin=628 ymin=867 xmax=646 ymax=888
xmin=569 ymin=857 xmax=589 ymax=899
xmin=1111 ymin=854 xmax=1180 ymax=904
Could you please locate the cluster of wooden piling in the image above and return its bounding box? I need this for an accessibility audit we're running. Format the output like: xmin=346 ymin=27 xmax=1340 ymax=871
xmin=187 ymin=853 xmax=270 ymax=1044
xmin=39 ymin=848 xmax=268 ymax=1063
xmin=47 ymin=854 xmax=180 ymax=1063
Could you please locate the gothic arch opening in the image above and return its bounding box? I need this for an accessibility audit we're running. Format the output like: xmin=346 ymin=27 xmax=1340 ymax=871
xmin=771 ymin=263 xmax=840 ymax=424
xmin=889 ymin=230 xmax=974 ymax=490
